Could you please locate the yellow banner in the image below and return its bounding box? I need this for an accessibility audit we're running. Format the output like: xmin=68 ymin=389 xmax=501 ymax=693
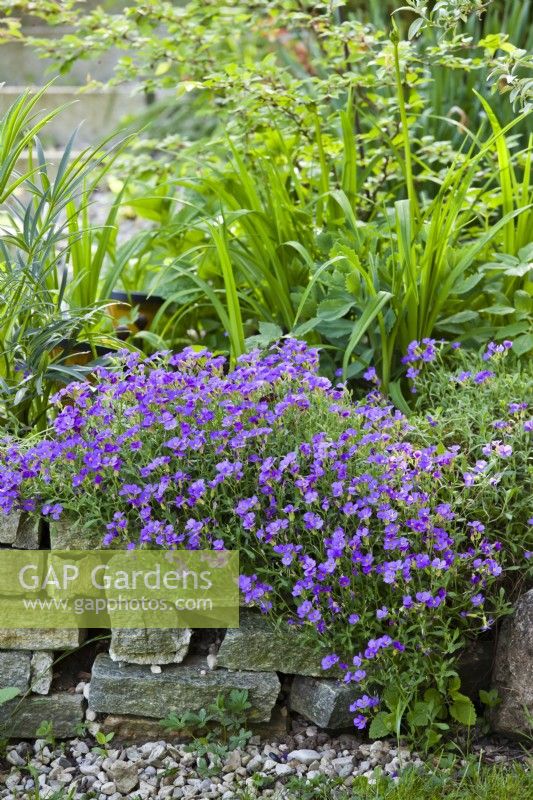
xmin=0 ymin=550 xmax=239 ymax=628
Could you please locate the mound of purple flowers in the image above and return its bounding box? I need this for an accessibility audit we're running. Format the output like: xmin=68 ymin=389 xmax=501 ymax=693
xmin=0 ymin=340 xmax=506 ymax=734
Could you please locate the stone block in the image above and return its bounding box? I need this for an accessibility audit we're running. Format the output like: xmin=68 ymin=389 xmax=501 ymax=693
xmin=13 ymin=514 xmax=42 ymax=549
xmin=101 ymin=705 xmax=288 ymax=742
xmin=289 ymin=676 xmax=358 ymax=729
xmin=0 ymin=693 xmax=84 ymax=738
xmin=89 ymin=654 xmax=280 ymax=723
xmin=0 ymin=514 xmax=20 ymax=544
xmin=217 ymin=610 xmax=326 ymax=676
xmin=0 ymin=650 xmax=31 ymax=693
xmin=49 ymin=516 xmax=102 ymax=550
xmin=30 ymin=651 xmax=54 ymax=695
xmin=0 ymin=512 xmax=41 ymax=548
xmin=0 ymin=628 xmax=85 ymax=651
xmin=491 ymin=589 xmax=533 ymax=736
xmin=109 ymin=628 xmax=192 ymax=665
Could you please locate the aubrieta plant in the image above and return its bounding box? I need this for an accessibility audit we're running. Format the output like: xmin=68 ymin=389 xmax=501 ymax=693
xmin=408 ymin=338 xmax=533 ymax=586
xmin=0 ymin=339 xmax=527 ymax=747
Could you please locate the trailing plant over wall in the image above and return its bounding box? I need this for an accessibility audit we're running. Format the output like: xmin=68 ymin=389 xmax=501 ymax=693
xmin=1 ymin=338 xmax=530 ymax=747
xmin=409 ymin=339 xmax=533 ymax=589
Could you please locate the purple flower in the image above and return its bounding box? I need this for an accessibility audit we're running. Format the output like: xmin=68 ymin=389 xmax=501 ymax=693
xmin=41 ymin=503 xmax=63 ymax=520
xmin=0 ymin=337 xmax=514 ymax=739
xmin=303 ymin=512 xmax=323 ymax=530
xmin=483 ymin=340 xmax=512 ymax=360
xmin=474 ymin=370 xmax=495 ymax=384
xmin=363 ymin=366 xmax=380 ymax=385
xmin=322 ymin=654 xmax=340 ymax=670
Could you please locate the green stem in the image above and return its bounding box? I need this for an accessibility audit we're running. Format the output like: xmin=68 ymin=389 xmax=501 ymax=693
xmin=391 ymin=29 xmax=418 ymax=223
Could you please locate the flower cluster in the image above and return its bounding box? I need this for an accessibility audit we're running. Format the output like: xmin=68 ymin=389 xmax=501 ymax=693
xmin=410 ymin=339 xmax=532 ymax=572
xmin=0 ymin=339 xmax=517 ymax=734
xmin=401 ymin=338 xmax=441 ymax=391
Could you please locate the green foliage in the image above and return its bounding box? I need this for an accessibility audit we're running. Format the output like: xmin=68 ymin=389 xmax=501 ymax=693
xmin=0 ymin=91 xmax=145 ymax=432
xmin=35 ymin=719 xmax=56 ymax=746
xmin=162 ymin=690 xmax=252 ymax=777
xmin=236 ymin=763 xmax=533 ymax=800
xmin=144 ymin=96 xmax=531 ymax=387
xmin=1 ymin=3 xmax=531 ymax=389
xmin=410 ymin=343 xmax=533 ymax=579
xmin=92 ymin=730 xmax=115 ymax=757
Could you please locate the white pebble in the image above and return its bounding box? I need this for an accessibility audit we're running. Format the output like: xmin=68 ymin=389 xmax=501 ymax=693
xmin=287 ymin=749 xmax=322 ymax=765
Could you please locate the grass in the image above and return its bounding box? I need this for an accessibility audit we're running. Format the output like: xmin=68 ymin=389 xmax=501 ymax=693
xmin=235 ymin=764 xmax=532 ymax=800
xmin=6 ymin=761 xmax=531 ymax=800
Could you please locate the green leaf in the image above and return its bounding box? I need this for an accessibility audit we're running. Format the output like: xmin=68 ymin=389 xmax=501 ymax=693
xmin=480 ymin=305 xmax=516 ymax=316
xmin=258 ymin=322 xmax=283 ymax=340
xmin=479 ymin=689 xmax=500 ymax=708
xmin=408 ymin=16 xmax=425 ymax=39
xmin=291 ymin=318 xmax=320 ymax=337
xmin=389 ymin=380 xmax=411 ymax=415
xmin=369 ymin=711 xmax=393 ymax=739
xmin=342 ymin=291 xmax=391 ymax=380
xmin=449 ymin=695 xmax=477 ymax=727
xmin=317 ymin=298 xmax=355 ymax=321
xmin=0 ymin=686 xmax=20 ymax=705
xmin=512 ymin=333 xmax=533 ymax=357
xmin=447 ymin=676 xmax=461 ymax=693
xmin=452 ymin=273 xmax=484 ymax=294
xmin=438 ymin=310 xmax=479 ymax=325
xmin=495 ymin=321 xmax=530 ymax=337
xmin=408 ymin=701 xmax=431 ymax=727
xmin=504 ymin=262 xmax=532 ymax=277
xmin=514 ymin=291 xmax=532 ymax=313
xmin=382 ymin=687 xmax=401 ymax=712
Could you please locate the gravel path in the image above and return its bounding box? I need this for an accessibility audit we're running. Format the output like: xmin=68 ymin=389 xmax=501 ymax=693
xmin=0 ymin=726 xmax=422 ymax=800
xmin=0 ymin=719 xmax=527 ymax=800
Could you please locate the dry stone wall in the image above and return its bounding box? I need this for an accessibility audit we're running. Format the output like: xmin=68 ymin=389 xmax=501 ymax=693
xmin=1 ymin=513 xmax=531 ymax=740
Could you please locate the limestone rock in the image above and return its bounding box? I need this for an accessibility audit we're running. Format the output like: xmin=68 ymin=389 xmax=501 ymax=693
xmin=0 ymin=628 xmax=85 ymax=651
xmin=0 ymin=512 xmax=41 ymax=549
xmin=49 ymin=516 xmax=101 ymax=550
xmin=491 ymin=589 xmax=533 ymax=736
xmin=30 ymin=651 xmax=54 ymax=695
xmin=109 ymin=628 xmax=191 ymax=665
xmin=101 ymin=704 xmax=288 ymax=742
xmin=101 ymin=714 xmax=184 ymax=741
xmin=289 ymin=675 xmax=358 ymax=729
xmin=89 ymin=654 xmax=280 ymax=722
xmin=217 ymin=610 xmax=326 ymax=676
xmin=0 ymin=650 xmax=31 ymax=692
xmin=0 ymin=513 xmax=20 ymax=544
xmin=12 ymin=515 xmax=42 ymax=549
xmin=287 ymin=749 xmax=321 ymax=765
xmin=0 ymin=693 xmax=84 ymax=738
xmin=106 ymin=760 xmax=139 ymax=794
